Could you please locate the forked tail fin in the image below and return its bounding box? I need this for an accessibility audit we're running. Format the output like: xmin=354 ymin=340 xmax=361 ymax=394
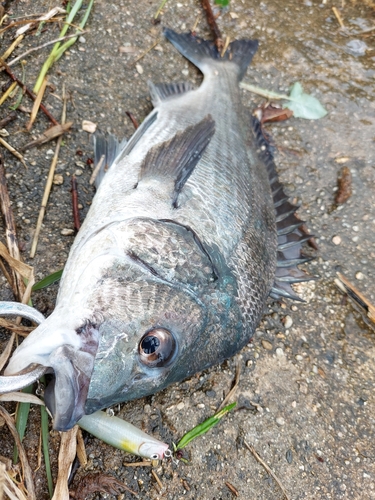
xmin=163 ymin=28 xmax=258 ymax=81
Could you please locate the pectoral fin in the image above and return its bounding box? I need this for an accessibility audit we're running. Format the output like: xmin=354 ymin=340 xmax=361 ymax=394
xmin=138 ymin=115 xmax=215 ymax=207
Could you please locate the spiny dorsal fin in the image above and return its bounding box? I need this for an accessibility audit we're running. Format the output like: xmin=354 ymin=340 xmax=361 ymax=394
xmin=92 ymin=132 xmax=127 ymax=188
xmin=250 ymin=115 xmax=317 ymax=301
xmin=139 ymin=115 xmax=215 ymax=207
xmin=148 ymin=81 xmax=195 ymax=106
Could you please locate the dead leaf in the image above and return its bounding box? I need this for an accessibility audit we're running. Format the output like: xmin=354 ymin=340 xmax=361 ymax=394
xmin=71 ymin=473 xmax=138 ymax=499
xmin=22 ymin=122 xmax=73 ymax=150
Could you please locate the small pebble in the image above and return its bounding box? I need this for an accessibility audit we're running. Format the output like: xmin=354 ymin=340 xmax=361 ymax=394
xmin=356 ymin=272 xmax=365 ymax=280
xmin=284 ymin=315 xmax=293 ymax=329
xmin=75 ymin=169 xmax=83 ymax=176
xmin=352 ymin=225 xmax=359 ymax=232
xmin=261 ymin=339 xmax=273 ymax=350
xmin=286 ymin=449 xmax=293 ymax=463
xmin=53 ymin=174 xmax=64 ymax=185
xmin=275 ymin=347 xmax=285 ymax=358
xmin=332 ymin=235 xmax=341 ymax=245
xmin=82 ymin=120 xmax=97 ymax=133
xmin=276 ymin=417 xmax=285 ymax=426
xmin=61 ymin=228 xmax=74 ymax=236
xmin=176 ymin=402 xmax=185 ymax=410
xmin=135 ymin=63 xmax=143 ymax=74
xmin=197 ymin=403 xmax=205 ymax=409
xmin=295 ymin=354 xmax=303 ymax=361
xmin=299 ymin=382 xmax=308 ymax=395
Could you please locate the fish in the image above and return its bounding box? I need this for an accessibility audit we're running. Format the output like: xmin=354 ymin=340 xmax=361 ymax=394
xmin=0 ymin=29 xmax=312 ymax=431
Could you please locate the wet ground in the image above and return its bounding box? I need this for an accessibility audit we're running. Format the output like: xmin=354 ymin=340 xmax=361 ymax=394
xmin=0 ymin=0 xmax=375 ymax=498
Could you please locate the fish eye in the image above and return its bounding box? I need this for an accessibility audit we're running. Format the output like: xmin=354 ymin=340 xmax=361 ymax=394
xmin=138 ymin=328 xmax=175 ymax=368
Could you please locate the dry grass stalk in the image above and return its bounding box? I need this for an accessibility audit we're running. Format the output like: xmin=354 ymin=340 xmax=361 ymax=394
xmin=244 ymin=441 xmax=290 ymax=500
xmin=0 ymin=138 xmax=27 ymax=168
xmin=30 ymin=85 xmax=67 ymax=258
xmin=1 ymin=463 xmax=28 ymax=500
xmin=0 ymin=241 xmax=33 ymax=302
xmin=7 ymin=31 xmax=88 ymax=68
xmin=52 ymin=426 xmax=78 ymax=500
xmin=132 ymin=38 xmax=161 ymax=65
xmin=0 ymin=155 xmax=29 ymax=301
xmin=151 ymin=469 xmax=163 ymax=490
xmin=0 ymin=392 xmax=44 ymax=405
xmin=26 ymin=77 xmax=48 ymax=131
xmin=332 ymin=6 xmax=345 ymax=28
xmin=76 ymin=428 xmax=87 ymax=466
xmin=217 ymin=355 xmax=241 ymax=411
xmin=0 ymin=80 xmax=17 ymax=106
xmin=0 ymin=318 xmax=32 ymax=336
xmin=0 ymin=332 xmax=15 ymax=371
xmin=0 ymin=34 xmax=24 ymax=61
xmin=0 ymin=406 xmax=36 ymax=500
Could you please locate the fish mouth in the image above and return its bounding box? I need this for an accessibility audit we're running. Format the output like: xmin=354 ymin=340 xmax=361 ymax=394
xmin=43 ymin=345 xmax=96 ymax=430
xmin=0 ymin=301 xmax=100 ymax=431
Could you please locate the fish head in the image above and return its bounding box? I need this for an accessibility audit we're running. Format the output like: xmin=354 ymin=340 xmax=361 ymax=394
xmin=2 ymin=218 xmax=241 ymax=430
xmin=84 ymin=218 xmax=226 ymax=412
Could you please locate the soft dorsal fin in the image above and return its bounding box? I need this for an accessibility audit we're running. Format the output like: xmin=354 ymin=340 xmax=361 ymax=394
xmin=148 ymin=81 xmax=195 ymax=106
xmin=139 ymin=115 xmax=215 ymax=207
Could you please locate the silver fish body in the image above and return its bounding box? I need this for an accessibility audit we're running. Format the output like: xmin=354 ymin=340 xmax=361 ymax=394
xmin=2 ymin=30 xmax=310 ymax=430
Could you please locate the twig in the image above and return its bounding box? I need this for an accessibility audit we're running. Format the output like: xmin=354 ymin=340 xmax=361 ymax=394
xmin=201 ymin=0 xmax=223 ymax=51
xmin=225 ymin=481 xmax=239 ymax=497
xmin=0 ymin=110 xmax=17 ymax=129
xmin=0 ymin=152 xmax=25 ymax=300
xmin=0 ymin=406 xmax=36 ymax=500
xmin=0 ymin=34 xmax=24 ymax=60
xmin=0 ymin=58 xmax=59 ymax=125
xmin=0 ymin=137 xmax=27 ymax=167
xmin=71 ymin=175 xmax=80 ymax=232
xmin=0 ymin=80 xmax=17 ymax=106
xmin=151 ymin=469 xmax=163 ymax=490
xmin=30 ymin=85 xmax=67 ymax=258
xmin=132 ymin=38 xmax=161 ymax=64
xmin=335 ymin=272 xmax=375 ymax=324
xmin=26 ymin=77 xmax=48 ymax=131
xmin=89 ymin=154 xmax=104 ymax=185
xmin=125 ymin=111 xmax=139 ymax=130
xmin=332 ymin=6 xmax=345 ymax=29
xmin=217 ymin=356 xmax=241 ymax=411
xmin=244 ymin=441 xmax=290 ymax=500
xmin=123 ymin=461 xmax=152 ymax=467
xmin=7 ymin=31 xmax=88 ymax=68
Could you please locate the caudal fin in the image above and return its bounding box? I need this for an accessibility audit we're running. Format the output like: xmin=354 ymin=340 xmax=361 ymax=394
xmin=163 ymin=28 xmax=258 ymax=81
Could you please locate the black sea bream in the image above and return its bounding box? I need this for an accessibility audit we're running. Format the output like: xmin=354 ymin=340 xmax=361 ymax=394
xmin=1 ymin=30 xmax=311 ymax=430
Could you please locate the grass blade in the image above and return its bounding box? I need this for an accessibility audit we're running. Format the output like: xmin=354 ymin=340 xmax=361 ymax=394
xmin=34 ymin=0 xmax=94 ymax=92
xmin=32 ymin=269 xmax=63 ymax=291
xmin=175 ymin=402 xmax=236 ymax=451
xmin=13 ymin=384 xmax=33 ymax=463
xmin=41 ymin=402 xmax=53 ymax=498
